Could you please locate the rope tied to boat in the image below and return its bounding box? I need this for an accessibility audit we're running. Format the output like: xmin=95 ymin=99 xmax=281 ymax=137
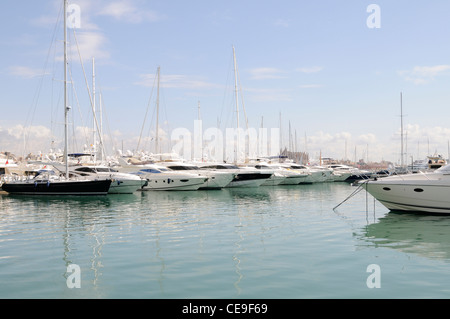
xmin=333 ymin=180 xmax=370 ymax=211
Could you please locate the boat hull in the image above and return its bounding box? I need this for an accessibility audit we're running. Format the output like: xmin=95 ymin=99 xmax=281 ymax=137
xmin=142 ymin=176 xmax=207 ymax=191
xmin=226 ymin=173 xmax=272 ymax=188
xmin=199 ymin=172 xmax=235 ymax=190
xmin=363 ymin=175 xmax=450 ymax=214
xmin=1 ymin=179 xmax=112 ymax=195
xmin=108 ymin=179 xmax=147 ymax=194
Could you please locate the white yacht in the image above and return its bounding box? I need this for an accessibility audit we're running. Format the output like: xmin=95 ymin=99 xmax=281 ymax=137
xmin=324 ymin=164 xmax=371 ymax=182
xmin=157 ymin=161 xmax=235 ymax=189
xmin=310 ymin=165 xmax=334 ymax=182
xmin=198 ymin=163 xmax=272 ymax=188
xmin=247 ymin=163 xmax=308 ymax=185
xmin=119 ymin=163 xmax=208 ymax=191
xmin=361 ymin=164 xmax=450 ymax=214
xmin=323 ymin=164 xmax=355 ymax=182
xmin=247 ymin=164 xmax=285 ymax=186
xmin=279 ymin=164 xmax=323 ymax=183
xmin=70 ymin=165 xmax=147 ymax=194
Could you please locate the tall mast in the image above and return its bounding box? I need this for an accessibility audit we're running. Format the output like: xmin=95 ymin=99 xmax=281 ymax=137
xmin=64 ymin=0 xmax=69 ymax=177
xmin=92 ymin=57 xmax=96 ymax=163
xmin=233 ymin=46 xmax=239 ymax=164
xmin=400 ymin=92 xmax=404 ymax=168
xmin=155 ymin=66 xmax=160 ymax=154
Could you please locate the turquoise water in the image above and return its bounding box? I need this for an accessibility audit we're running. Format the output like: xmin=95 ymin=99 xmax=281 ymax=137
xmin=1 ymin=182 xmax=450 ymax=299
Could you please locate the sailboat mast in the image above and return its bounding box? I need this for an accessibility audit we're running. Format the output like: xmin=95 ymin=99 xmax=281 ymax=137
xmin=233 ymin=46 xmax=239 ymax=164
xmin=400 ymin=92 xmax=404 ymax=168
xmin=92 ymin=57 xmax=96 ymax=163
xmin=64 ymin=0 xmax=69 ymax=177
xmin=155 ymin=66 xmax=160 ymax=154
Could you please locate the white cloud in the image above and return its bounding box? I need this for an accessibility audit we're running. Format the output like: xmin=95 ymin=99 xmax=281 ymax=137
xmin=245 ymin=88 xmax=292 ymax=102
xmin=296 ymin=66 xmax=324 ymax=73
xmin=98 ymin=0 xmax=162 ymax=23
xmin=273 ymin=19 xmax=290 ymax=28
xmin=70 ymin=31 xmax=110 ymax=61
xmin=0 ymin=125 xmax=53 ymax=155
xmin=9 ymin=66 xmax=48 ymax=79
xmin=398 ymin=65 xmax=450 ymax=85
xmin=299 ymin=84 xmax=323 ymax=89
xmin=357 ymin=133 xmax=377 ymax=144
xmin=249 ymin=68 xmax=287 ymax=80
xmin=135 ymin=73 xmax=220 ymax=90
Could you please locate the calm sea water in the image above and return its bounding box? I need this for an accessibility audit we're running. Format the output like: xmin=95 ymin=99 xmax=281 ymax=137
xmin=1 ymin=182 xmax=450 ymax=299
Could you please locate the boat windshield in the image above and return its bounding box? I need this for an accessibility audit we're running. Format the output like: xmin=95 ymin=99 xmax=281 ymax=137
xmin=139 ymin=168 xmax=162 ymax=174
xmin=167 ymin=165 xmax=198 ymax=170
xmin=201 ymin=165 xmax=239 ymax=170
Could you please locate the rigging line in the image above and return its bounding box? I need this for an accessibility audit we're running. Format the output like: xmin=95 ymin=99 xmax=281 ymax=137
xmin=144 ymin=97 xmax=158 ymax=152
xmin=218 ymin=50 xmax=234 ymax=131
xmin=137 ymin=70 xmax=157 ymax=152
xmin=98 ymin=89 xmax=115 ymax=158
xmin=22 ymin=1 xmax=64 ymax=157
xmin=71 ymin=28 xmax=107 ymax=159
xmin=236 ymin=62 xmax=249 ymax=131
xmin=160 ymin=81 xmax=172 ymax=152
xmin=67 ymin=63 xmax=90 ymax=150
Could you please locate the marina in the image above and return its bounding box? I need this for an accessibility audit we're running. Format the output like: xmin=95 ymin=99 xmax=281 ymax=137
xmin=3 ymin=0 xmax=450 ymax=302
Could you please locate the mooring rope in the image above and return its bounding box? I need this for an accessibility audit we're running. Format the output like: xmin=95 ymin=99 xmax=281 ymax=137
xmin=333 ymin=180 xmax=370 ymax=211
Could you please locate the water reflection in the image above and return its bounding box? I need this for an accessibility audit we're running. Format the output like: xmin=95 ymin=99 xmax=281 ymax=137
xmin=359 ymin=212 xmax=450 ymax=261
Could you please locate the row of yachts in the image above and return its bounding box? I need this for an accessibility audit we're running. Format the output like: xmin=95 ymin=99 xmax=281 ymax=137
xmin=0 ymin=156 xmax=374 ymax=195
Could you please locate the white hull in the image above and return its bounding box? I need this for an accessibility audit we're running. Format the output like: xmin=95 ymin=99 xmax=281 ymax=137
xmin=363 ymin=170 xmax=450 ymax=214
xmin=142 ymin=177 xmax=206 ymax=191
xmin=198 ymin=163 xmax=272 ymax=188
xmin=261 ymin=173 xmax=285 ymax=186
xmin=71 ymin=166 xmax=146 ymax=194
xmin=279 ymin=175 xmax=308 ymax=185
xmin=331 ymin=171 xmax=352 ymax=182
xmin=199 ymin=171 xmax=234 ymax=189
xmin=119 ymin=164 xmax=209 ymax=191
xmin=157 ymin=162 xmax=234 ymax=189
xmin=108 ymin=179 xmax=146 ymax=194
xmin=226 ymin=178 xmax=267 ymax=188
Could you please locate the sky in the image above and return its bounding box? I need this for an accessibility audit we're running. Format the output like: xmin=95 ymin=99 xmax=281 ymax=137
xmin=2 ymin=0 xmax=450 ymax=164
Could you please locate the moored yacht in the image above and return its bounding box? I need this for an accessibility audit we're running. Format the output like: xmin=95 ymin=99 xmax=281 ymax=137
xmin=245 ymin=163 xmax=307 ymax=185
xmin=198 ymin=163 xmax=272 ymax=188
xmin=361 ymin=164 xmax=450 ymax=214
xmin=119 ymin=163 xmax=208 ymax=191
xmin=70 ymin=165 xmax=147 ymax=194
xmin=157 ymin=161 xmax=235 ymax=189
xmin=1 ymin=0 xmax=112 ymax=196
xmin=1 ymin=170 xmax=111 ymax=195
xmin=279 ymin=164 xmax=323 ymax=183
xmin=324 ymin=164 xmax=372 ymax=182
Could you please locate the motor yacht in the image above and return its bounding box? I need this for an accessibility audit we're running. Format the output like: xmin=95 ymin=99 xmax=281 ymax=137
xmin=70 ymin=165 xmax=147 ymax=194
xmin=361 ymin=164 xmax=450 ymax=214
xmin=198 ymin=163 xmax=272 ymax=188
xmin=157 ymin=161 xmax=235 ymax=189
xmin=119 ymin=163 xmax=208 ymax=191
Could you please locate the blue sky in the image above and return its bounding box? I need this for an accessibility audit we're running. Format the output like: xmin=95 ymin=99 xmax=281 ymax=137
xmin=2 ymin=0 xmax=450 ymax=164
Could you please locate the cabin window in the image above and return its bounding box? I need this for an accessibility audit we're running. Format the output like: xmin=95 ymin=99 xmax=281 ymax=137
xmin=414 ymin=188 xmax=424 ymax=192
xmin=382 ymin=187 xmax=391 ymax=191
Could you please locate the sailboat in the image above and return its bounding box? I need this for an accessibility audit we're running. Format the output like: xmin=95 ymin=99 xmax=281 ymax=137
xmin=1 ymin=0 xmax=111 ymax=195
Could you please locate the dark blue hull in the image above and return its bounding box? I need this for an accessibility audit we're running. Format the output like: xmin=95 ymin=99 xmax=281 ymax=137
xmin=1 ymin=179 xmax=112 ymax=195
